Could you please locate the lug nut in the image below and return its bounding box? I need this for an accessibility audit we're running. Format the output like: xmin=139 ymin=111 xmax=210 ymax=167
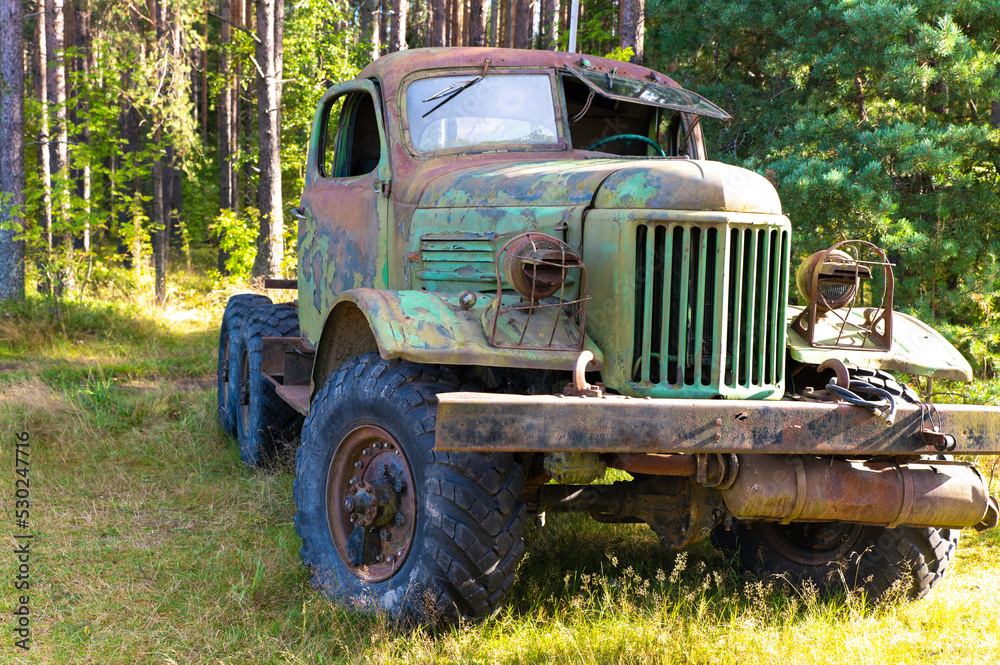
xmin=363 ymin=448 xmax=371 ymax=456
xmin=349 ymin=478 xmax=358 ymax=485
xmin=375 ymin=555 xmax=383 ymax=562
xmin=354 ymin=461 xmax=362 ymax=469
xmin=380 ymin=529 xmax=389 ymax=541
xmin=377 ymin=463 xmax=386 ymax=476
xmin=386 ymin=555 xmax=395 ymax=563
xmin=395 ymin=513 xmax=405 ymax=525
xmin=344 ymin=496 xmax=355 ymax=512
xmin=394 ymin=479 xmax=404 ymax=492
xmin=396 ymin=550 xmax=404 ymax=557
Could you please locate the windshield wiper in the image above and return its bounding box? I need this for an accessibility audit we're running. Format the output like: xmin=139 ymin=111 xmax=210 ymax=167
xmin=421 ymin=57 xmax=491 ymax=118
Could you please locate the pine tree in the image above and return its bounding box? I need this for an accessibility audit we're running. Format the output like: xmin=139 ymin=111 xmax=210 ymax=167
xmin=649 ymin=0 xmax=1000 ymax=324
xmin=0 ymin=0 xmax=25 ymax=301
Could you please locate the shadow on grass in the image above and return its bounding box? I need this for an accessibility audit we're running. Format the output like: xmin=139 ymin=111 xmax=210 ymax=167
xmin=504 ymin=511 xmax=882 ymax=628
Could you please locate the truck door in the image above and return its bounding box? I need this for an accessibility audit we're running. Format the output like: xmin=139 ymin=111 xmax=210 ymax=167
xmin=298 ymin=80 xmax=391 ymax=347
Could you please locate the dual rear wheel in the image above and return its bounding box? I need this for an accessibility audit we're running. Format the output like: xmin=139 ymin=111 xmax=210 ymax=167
xmin=217 ymin=296 xmax=302 ymax=466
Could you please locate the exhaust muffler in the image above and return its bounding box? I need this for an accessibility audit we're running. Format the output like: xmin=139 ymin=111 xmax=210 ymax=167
xmin=721 ymin=455 xmax=999 ymax=530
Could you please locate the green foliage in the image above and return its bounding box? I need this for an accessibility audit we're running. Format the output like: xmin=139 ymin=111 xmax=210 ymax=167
xmin=648 ymin=0 xmax=1000 ymax=335
xmin=604 ymin=46 xmax=636 ymax=62
xmin=281 ymin=2 xmax=359 ymax=207
xmin=211 ymin=207 xmax=259 ymax=279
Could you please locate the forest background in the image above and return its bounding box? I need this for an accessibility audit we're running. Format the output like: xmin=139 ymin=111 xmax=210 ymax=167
xmin=0 ymin=0 xmax=998 ymax=377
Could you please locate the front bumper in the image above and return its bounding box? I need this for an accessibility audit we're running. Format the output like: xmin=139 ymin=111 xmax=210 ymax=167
xmin=435 ymin=393 xmax=1000 ymax=455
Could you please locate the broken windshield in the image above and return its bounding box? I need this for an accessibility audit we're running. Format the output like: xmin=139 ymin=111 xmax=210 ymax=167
xmin=565 ymin=65 xmax=731 ymax=120
xmin=405 ymin=74 xmax=560 ymax=153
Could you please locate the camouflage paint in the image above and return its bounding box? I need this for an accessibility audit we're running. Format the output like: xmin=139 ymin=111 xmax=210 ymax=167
xmin=298 ymin=79 xmax=390 ymax=347
xmin=328 ymin=288 xmax=603 ymax=370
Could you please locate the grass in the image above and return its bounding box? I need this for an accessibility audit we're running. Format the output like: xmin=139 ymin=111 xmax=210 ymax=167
xmin=2 ymin=264 xmax=1000 ymax=663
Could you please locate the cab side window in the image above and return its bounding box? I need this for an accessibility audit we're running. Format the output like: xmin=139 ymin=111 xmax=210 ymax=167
xmin=659 ymin=112 xmax=695 ymax=158
xmin=562 ymin=74 xmax=655 ymax=156
xmin=321 ymin=92 xmax=382 ymax=178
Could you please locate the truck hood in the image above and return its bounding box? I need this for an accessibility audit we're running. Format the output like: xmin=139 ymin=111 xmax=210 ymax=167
xmin=417 ymin=158 xmax=782 ymax=214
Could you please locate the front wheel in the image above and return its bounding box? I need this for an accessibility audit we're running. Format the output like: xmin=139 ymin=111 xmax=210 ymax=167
xmin=712 ymin=520 xmax=958 ymax=602
xmin=293 ymin=354 xmax=526 ymax=626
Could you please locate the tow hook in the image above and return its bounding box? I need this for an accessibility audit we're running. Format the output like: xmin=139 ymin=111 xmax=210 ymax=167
xmin=562 ymin=350 xmax=604 ymax=398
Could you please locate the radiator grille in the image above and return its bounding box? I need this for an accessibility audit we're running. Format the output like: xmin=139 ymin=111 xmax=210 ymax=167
xmin=630 ymin=222 xmax=789 ymax=397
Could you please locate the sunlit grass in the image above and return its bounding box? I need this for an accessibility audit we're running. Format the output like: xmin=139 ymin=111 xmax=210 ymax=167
xmin=1 ymin=266 xmax=999 ymax=663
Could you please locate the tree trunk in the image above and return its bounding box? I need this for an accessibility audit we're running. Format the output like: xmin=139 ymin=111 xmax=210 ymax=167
xmin=468 ymin=0 xmax=486 ymax=46
xmin=46 ymin=0 xmax=72 ymax=294
xmin=504 ymin=0 xmax=513 ymax=47
xmin=0 ymin=0 xmax=25 ymax=301
xmin=71 ymin=0 xmax=92 ymax=265
xmin=561 ymin=0 xmax=569 ymax=49
xmin=200 ymin=3 xmax=208 ymax=142
xmin=239 ymin=0 xmax=252 ymax=213
xmin=378 ymin=0 xmax=388 ymax=55
xmin=151 ymin=0 xmax=168 ymax=305
xmin=36 ymin=3 xmax=54 ymax=277
xmin=431 ymin=0 xmax=446 ymax=46
xmin=360 ymin=0 xmax=380 ymax=60
xmin=619 ymin=0 xmax=643 ymax=64
xmin=513 ymin=0 xmax=531 ymax=49
xmin=218 ymin=0 xmax=234 ymax=271
xmin=251 ymin=0 xmax=284 ymax=279
xmin=448 ymin=0 xmax=457 ymax=46
xmin=390 ymin=0 xmax=407 ymax=52
xmin=488 ymin=0 xmax=498 ymax=46
xmin=541 ymin=0 xmax=558 ymax=50
xmin=463 ymin=0 xmax=470 ymax=45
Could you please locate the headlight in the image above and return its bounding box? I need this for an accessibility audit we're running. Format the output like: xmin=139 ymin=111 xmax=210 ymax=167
xmin=795 ymin=248 xmax=871 ymax=311
xmin=500 ymin=233 xmax=581 ymax=301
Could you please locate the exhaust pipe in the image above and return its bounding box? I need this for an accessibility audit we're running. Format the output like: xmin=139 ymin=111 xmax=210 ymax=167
xmin=721 ymin=455 xmax=999 ymax=530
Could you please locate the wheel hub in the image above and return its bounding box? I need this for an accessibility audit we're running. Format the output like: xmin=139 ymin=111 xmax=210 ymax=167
xmin=327 ymin=425 xmax=416 ymax=581
xmin=760 ymin=521 xmax=863 ymax=565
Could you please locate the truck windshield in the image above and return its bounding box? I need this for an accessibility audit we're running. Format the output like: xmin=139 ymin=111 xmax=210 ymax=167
xmin=565 ymin=65 xmax=731 ymax=120
xmin=406 ymin=74 xmax=560 ymax=153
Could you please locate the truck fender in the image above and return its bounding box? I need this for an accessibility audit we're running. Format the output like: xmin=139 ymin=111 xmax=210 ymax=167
xmin=311 ymin=288 xmax=604 ymax=397
xmin=786 ymin=305 xmax=973 ymax=381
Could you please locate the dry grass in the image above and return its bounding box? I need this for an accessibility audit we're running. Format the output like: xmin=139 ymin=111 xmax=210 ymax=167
xmin=2 ymin=271 xmax=1000 ymax=664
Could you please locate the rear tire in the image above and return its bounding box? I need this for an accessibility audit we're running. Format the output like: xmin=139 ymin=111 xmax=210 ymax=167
xmin=293 ymin=354 xmax=526 ymax=627
xmin=233 ymin=304 xmax=303 ymax=466
xmin=712 ymin=520 xmax=958 ymax=602
xmin=724 ymin=369 xmax=958 ymax=602
xmin=217 ymin=294 xmax=271 ymax=437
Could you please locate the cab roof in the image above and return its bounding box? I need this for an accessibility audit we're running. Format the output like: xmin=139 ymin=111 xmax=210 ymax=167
xmin=357 ymin=47 xmax=685 ymax=93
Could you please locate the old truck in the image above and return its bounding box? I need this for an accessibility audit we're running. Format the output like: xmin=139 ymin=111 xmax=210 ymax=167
xmin=216 ymin=47 xmax=1000 ymax=626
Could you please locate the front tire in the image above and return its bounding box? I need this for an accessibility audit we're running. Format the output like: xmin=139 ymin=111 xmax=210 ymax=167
xmin=293 ymin=354 xmax=526 ymax=626
xmin=712 ymin=520 xmax=958 ymax=602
